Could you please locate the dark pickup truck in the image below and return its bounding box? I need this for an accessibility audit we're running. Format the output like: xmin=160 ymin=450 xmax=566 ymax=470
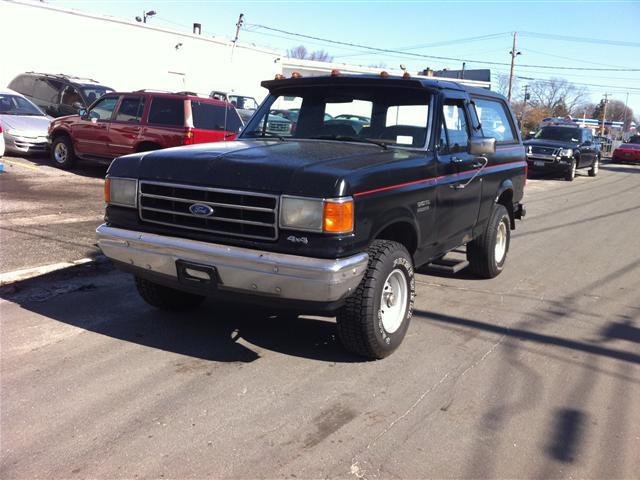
xmin=97 ymin=73 xmax=526 ymax=359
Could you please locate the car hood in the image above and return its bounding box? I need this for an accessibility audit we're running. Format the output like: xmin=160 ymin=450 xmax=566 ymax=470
xmin=0 ymin=115 xmax=51 ymax=135
xmin=108 ymin=139 xmax=421 ymax=196
xmin=523 ymin=138 xmax=578 ymax=149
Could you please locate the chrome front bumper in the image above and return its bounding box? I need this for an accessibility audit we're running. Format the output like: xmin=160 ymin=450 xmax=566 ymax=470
xmin=96 ymin=225 xmax=369 ymax=303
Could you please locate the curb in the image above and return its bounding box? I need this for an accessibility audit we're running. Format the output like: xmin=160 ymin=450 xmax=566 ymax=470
xmin=0 ymin=257 xmax=100 ymax=286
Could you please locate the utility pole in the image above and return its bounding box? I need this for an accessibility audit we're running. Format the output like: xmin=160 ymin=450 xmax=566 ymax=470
xmin=521 ymin=84 xmax=529 ymax=136
xmin=507 ymin=32 xmax=520 ymax=103
xmin=600 ymin=93 xmax=610 ymax=136
xmin=230 ymin=13 xmax=244 ymax=62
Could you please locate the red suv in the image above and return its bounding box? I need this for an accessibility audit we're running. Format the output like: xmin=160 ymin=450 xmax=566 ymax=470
xmin=48 ymin=91 xmax=243 ymax=168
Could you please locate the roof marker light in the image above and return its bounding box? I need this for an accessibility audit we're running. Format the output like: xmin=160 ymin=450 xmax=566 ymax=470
xmin=291 ymin=72 xmax=302 ymax=78
xmin=380 ymin=71 xmax=389 ymax=78
xmin=274 ymin=73 xmax=285 ymax=80
xmin=402 ymin=71 xmax=411 ymax=79
xmin=330 ymin=69 xmax=341 ymax=76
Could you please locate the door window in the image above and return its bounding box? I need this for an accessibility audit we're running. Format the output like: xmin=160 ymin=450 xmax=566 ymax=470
xmin=33 ymin=78 xmax=62 ymax=103
xmin=60 ymin=86 xmax=83 ymax=109
xmin=89 ymin=96 xmax=118 ymax=121
xmin=148 ymin=97 xmax=185 ymax=126
xmin=441 ymin=103 xmax=470 ymax=153
xmin=473 ymin=98 xmax=516 ymax=144
xmin=115 ymin=96 xmax=145 ymax=123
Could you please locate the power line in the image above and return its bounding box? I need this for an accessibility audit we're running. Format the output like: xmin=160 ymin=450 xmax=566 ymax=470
xmin=246 ymin=24 xmax=640 ymax=71
xmin=520 ymin=31 xmax=640 ymax=48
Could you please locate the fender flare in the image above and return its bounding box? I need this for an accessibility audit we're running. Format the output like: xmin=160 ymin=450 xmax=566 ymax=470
xmin=370 ymin=206 xmax=421 ymax=252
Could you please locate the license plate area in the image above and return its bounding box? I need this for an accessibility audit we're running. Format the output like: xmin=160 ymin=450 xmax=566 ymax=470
xmin=534 ymin=160 xmax=545 ymax=167
xmin=176 ymin=260 xmax=220 ymax=288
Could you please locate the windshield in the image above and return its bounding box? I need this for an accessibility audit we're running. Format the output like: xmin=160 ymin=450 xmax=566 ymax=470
xmin=81 ymin=86 xmax=115 ymax=105
xmin=242 ymin=85 xmax=431 ymax=148
xmin=534 ymin=126 xmax=581 ymax=143
xmin=0 ymin=94 xmax=45 ymax=116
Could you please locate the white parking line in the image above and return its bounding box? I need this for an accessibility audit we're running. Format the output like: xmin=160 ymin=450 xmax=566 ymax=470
xmin=0 ymin=257 xmax=96 ymax=286
xmin=0 ymin=214 xmax=104 ymax=227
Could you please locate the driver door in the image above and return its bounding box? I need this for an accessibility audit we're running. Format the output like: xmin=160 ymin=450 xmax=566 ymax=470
xmin=72 ymin=95 xmax=119 ymax=157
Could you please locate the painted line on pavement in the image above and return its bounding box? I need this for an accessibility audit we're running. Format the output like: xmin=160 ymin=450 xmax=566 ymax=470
xmin=1 ymin=159 xmax=39 ymax=171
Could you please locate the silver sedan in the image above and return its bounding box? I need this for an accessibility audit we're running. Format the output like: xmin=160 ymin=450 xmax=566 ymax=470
xmin=0 ymin=89 xmax=51 ymax=155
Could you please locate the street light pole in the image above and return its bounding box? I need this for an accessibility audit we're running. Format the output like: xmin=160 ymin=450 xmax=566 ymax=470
xmin=622 ymin=92 xmax=629 ymax=139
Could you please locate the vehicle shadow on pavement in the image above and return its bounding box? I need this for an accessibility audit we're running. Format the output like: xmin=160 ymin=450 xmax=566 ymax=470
xmin=16 ymin=153 xmax=109 ymax=179
xmin=0 ymin=264 xmax=361 ymax=364
xmin=601 ymin=164 xmax=640 ymax=174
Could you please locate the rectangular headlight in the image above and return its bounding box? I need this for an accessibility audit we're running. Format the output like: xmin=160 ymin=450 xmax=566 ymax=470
xmin=280 ymin=196 xmax=324 ymax=232
xmin=559 ymin=148 xmax=573 ymax=157
xmin=105 ymin=177 xmax=137 ymax=207
xmin=280 ymin=196 xmax=354 ymax=234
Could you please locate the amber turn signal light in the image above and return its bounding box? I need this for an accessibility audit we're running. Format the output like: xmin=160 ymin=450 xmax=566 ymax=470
xmin=323 ymin=200 xmax=354 ymax=233
xmin=104 ymin=177 xmax=111 ymax=203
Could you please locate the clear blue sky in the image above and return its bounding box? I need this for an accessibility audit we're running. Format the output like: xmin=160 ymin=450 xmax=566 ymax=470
xmin=54 ymin=0 xmax=640 ymax=117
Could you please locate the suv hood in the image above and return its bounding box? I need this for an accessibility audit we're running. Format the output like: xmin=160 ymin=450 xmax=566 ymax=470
xmin=108 ymin=139 xmax=419 ymax=196
xmin=523 ymin=138 xmax=578 ymax=149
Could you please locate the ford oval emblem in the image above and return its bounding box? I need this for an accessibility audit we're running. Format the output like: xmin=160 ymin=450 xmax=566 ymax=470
xmin=189 ymin=203 xmax=215 ymax=217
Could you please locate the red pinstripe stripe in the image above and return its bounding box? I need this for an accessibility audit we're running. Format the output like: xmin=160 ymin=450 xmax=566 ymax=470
xmin=354 ymin=161 xmax=526 ymax=197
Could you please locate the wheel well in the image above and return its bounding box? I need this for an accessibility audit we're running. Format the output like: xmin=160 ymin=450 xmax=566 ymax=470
xmin=51 ymin=130 xmax=70 ymax=143
xmin=497 ymin=189 xmax=514 ymax=228
xmin=136 ymin=142 xmax=161 ymax=153
xmin=375 ymin=222 xmax=417 ymax=256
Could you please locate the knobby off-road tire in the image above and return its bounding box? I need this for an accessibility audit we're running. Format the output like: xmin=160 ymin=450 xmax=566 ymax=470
xmin=135 ymin=276 xmax=206 ymax=311
xmin=51 ymin=135 xmax=77 ymax=169
xmin=588 ymin=156 xmax=599 ymax=177
xmin=336 ymin=240 xmax=415 ymax=360
xmin=565 ymin=159 xmax=577 ymax=181
xmin=467 ymin=204 xmax=510 ymax=279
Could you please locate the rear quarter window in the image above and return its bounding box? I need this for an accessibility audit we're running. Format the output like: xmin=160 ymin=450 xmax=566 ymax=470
xmin=474 ymin=97 xmax=517 ymax=144
xmin=191 ymin=101 xmax=243 ymax=132
xmin=147 ymin=97 xmax=185 ymax=127
xmin=9 ymin=75 xmax=35 ymax=96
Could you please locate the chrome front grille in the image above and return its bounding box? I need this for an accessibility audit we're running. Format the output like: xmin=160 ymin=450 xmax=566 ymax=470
xmin=139 ymin=181 xmax=278 ymax=240
xmin=531 ymin=146 xmax=560 ymax=156
xmin=266 ymin=121 xmax=291 ymax=133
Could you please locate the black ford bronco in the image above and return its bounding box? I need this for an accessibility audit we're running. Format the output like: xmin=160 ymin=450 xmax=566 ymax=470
xmin=97 ymin=73 xmax=526 ymax=359
xmin=524 ymin=124 xmax=599 ymax=181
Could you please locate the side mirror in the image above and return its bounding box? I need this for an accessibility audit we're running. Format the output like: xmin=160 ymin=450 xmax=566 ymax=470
xmin=468 ymin=136 xmax=496 ymax=156
xmin=78 ymin=108 xmax=87 ymax=118
xmin=72 ymin=101 xmax=83 ymax=111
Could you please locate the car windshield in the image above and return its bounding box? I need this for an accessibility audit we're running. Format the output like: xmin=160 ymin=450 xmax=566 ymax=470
xmin=534 ymin=127 xmax=581 ymax=143
xmin=242 ymin=84 xmax=431 ymax=148
xmin=0 ymin=94 xmax=45 ymax=116
xmin=81 ymin=86 xmax=115 ymax=104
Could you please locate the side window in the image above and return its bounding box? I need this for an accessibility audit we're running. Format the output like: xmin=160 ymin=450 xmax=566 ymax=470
xmin=148 ymin=97 xmax=185 ymax=127
xmin=89 ymin=96 xmax=118 ymax=121
xmin=474 ymin=98 xmax=516 ymax=144
xmin=442 ymin=102 xmax=469 ymax=153
xmin=115 ymin=96 xmax=145 ymax=123
xmin=60 ymin=86 xmax=82 ymax=108
xmin=584 ymin=130 xmax=592 ymax=143
xmin=33 ymin=78 xmax=62 ymax=103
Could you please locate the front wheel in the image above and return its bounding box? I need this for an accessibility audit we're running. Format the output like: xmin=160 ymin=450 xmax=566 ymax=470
xmin=589 ymin=156 xmax=599 ymax=177
xmin=336 ymin=240 xmax=415 ymax=359
xmin=467 ymin=204 xmax=511 ymax=279
xmin=565 ymin=159 xmax=577 ymax=181
xmin=50 ymin=135 xmax=77 ymax=169
xmin=135 ymin=276 xmax=206 ymax=311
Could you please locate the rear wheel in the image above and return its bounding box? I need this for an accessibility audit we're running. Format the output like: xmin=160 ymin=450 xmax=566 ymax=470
xmin=467 ymin=204 xmax=510 ymax=279
xmin=135 ymin=276 xmax=206 ymax=311
xmin=336 ymin=240 xmax=415 ymax=359
xmin=51 ymin=135 xmax=76 ymax=169
xmin=588 ymin=156 xmax=599 ymax=177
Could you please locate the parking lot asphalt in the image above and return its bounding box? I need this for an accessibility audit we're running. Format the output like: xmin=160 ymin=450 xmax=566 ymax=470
xmin=1 ymin=159 xmax=639 ymax=478
xmin=0 ymin=154 xmax=107 ymax=274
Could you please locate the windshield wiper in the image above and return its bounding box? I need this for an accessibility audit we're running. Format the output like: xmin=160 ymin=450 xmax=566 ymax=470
xmin=310 ymin=135 xmax=388 ymax=150
xmin=244 ymin=130 xmax=286 ymax=142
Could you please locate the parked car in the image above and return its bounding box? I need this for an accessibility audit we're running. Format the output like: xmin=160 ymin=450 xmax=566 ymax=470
xmin=48 ymin=90 xmax=242 ymax=169
xmin=210 ymin=91 xmax=258 ymax=122
xmin=524 ymin=125 xmax=599 ymax=181
xmin=0 ymin=124 xmax=4 ymax=158
xmin=0 ymin=89 xmax=51 ymax=155
xmin=328 ymin=113 xmax=371 ymax=134
xmin=611 ymin=143 xmax=640 ymax=164
xmin=8 ymin=72 xmax=114 ymax=118
xmin=270 ymin=109 xmax=334 ymax=123
xmin=97 ymin=73 xmax=526 ymax=359
xmin=627 ymin=134 xmax=640 ymax=144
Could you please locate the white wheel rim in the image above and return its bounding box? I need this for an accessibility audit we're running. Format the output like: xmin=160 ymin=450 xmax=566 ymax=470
xmin=594 ymin=159 xmax=599 ymax=173
xmin=54 ymin=143 xmax=67 ymax=163
xmin=380 ymin=269 xmax=408 ymax=334
xmin=495 ymin=220 xmax=508 ymax=264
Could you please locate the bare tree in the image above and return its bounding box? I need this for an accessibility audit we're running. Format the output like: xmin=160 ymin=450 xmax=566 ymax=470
xmin=286 ymin=45 xmax=333 ymax=62
xmin=592 ymin=99 xmax=635 ymax=129
xmin=527 ymin=78 xmax=588 ymax=117
xmin=495 ymin=73 xmax=520 ymax=100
